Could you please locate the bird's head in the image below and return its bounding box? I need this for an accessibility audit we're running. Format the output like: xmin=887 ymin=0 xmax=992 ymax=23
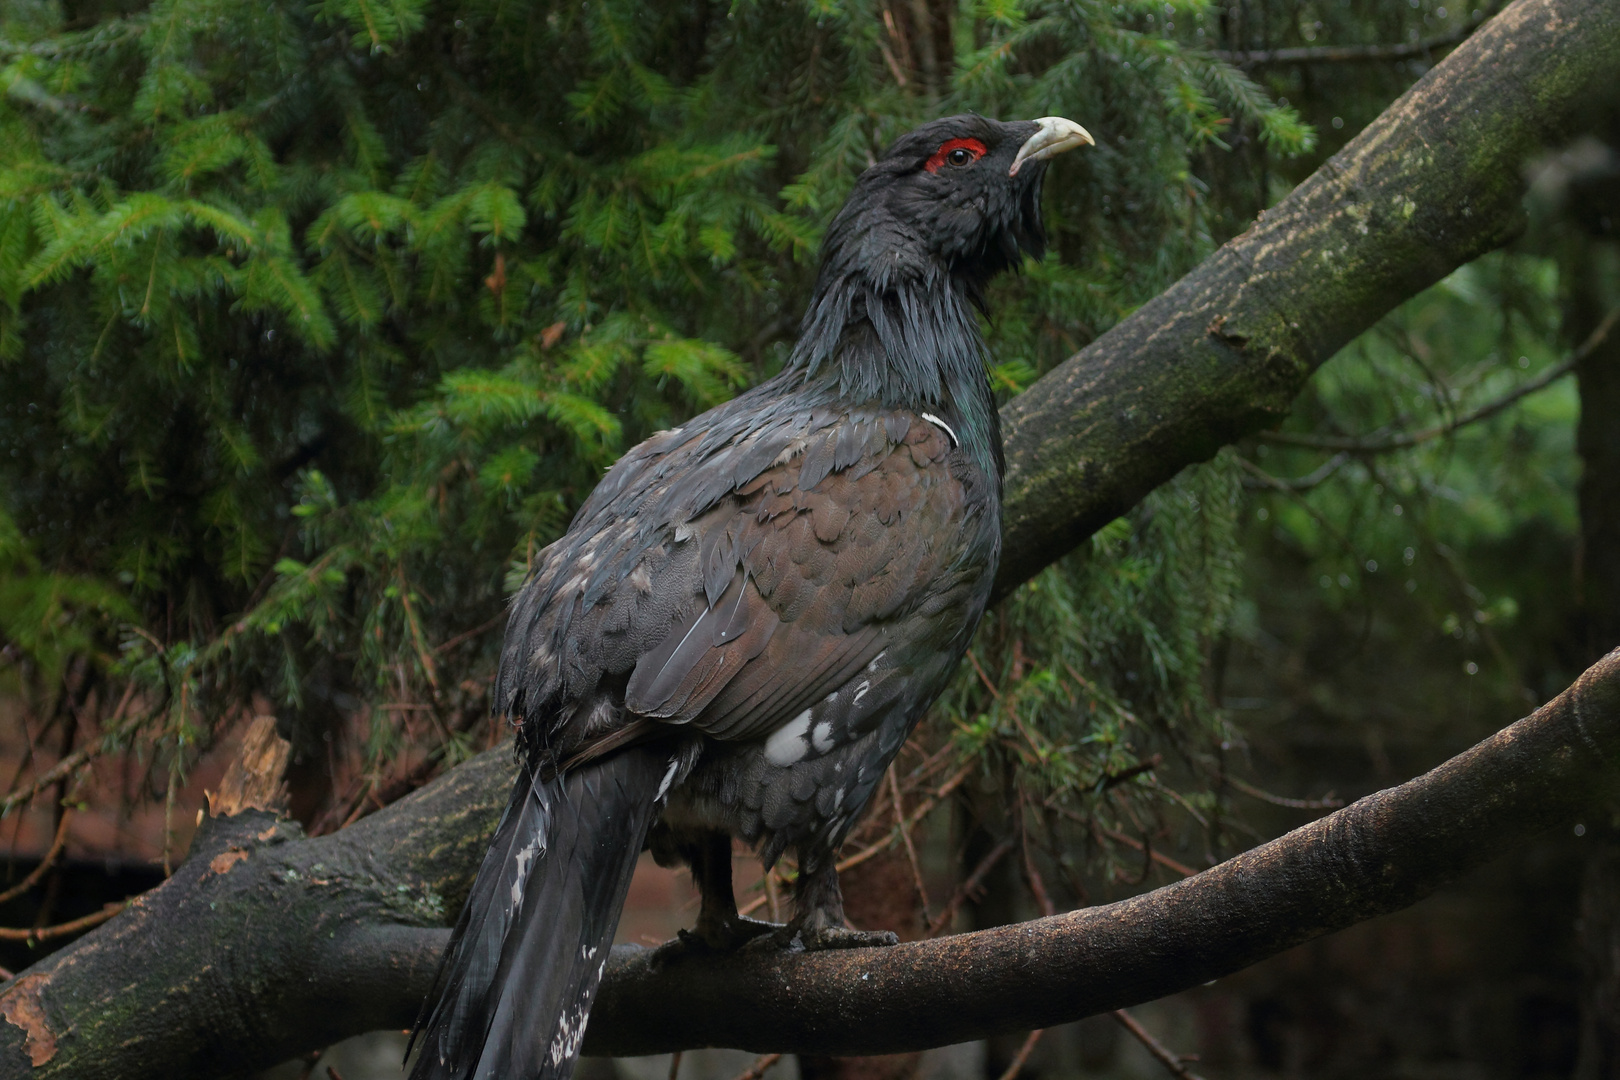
xmin=816 ymin=114 xmax=1094 ymax=297
xmin=788 ymin=114 xmax=1091 ymax=464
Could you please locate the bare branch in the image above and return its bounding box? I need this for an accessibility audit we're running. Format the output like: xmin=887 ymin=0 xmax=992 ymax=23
xmin=1110 ymin=1010 xmax=1207 ymax=1080
xmin=1209 ymin=15 xmax=1487 ymax=66
xmin=1258 ymin=310 xmax=1619 ymax=453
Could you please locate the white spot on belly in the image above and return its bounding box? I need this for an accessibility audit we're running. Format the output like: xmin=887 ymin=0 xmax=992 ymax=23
xmin=765 ymin=709 xmax=813 ymax=766
xmin=866 ymin=650 xmax=887 ymax=673
xmin=811 ymin=721 xmax=834 ymax=753
xmin=852 ymin=680 xmax=870 ymax=705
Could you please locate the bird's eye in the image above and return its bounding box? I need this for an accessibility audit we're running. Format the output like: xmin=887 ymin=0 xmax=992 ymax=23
xmin=924 ymin=137 xmax=988 ymax=173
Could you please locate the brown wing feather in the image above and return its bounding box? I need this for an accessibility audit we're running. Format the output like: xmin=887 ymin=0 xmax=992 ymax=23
xmin=622 ymin=411 xmax=957 ymax=743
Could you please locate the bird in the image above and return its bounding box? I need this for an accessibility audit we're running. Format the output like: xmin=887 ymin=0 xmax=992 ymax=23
xmin=408 ymin=112 xmax=1093 ymax=1080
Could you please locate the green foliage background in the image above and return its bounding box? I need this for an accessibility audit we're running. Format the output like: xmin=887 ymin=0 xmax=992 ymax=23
xmin=0 ymin=0 xmax=1582 ymax=892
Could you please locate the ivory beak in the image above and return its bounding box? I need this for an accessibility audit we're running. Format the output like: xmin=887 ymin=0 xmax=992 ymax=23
xmin=1009 ymin=116 xmax=1095 ymax=176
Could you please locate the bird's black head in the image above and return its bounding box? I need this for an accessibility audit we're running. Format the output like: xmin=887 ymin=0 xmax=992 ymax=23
xmin=787 ymin=114 xmax=1092 ymax=477
xmin=823 ymin=114 xmax=1092 ymax=296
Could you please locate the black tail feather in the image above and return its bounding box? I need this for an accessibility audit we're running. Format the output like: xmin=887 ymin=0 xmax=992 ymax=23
xmin=410 ymin=746 xmax=672 ymax=1080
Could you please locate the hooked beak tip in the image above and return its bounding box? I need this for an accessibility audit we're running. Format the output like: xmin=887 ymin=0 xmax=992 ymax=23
xmin=1009 ymin=116 xmax=1095 ymax=176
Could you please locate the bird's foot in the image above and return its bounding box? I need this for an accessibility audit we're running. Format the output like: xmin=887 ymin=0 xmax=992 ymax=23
xmin=700 ymin=911 xmax=781 ymax=951
xmin=762 ymin=918 xmax=899 ymax=952
xmin=795 ymin=924 xmax=900 ymax=951
xmin=651 ymin=912 xmax=782 ymax=965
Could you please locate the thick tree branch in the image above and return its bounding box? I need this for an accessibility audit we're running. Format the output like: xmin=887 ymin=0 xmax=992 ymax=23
xmin=992 ymin=0 xmax=1620 ymax=598
xmin=2 ymin=0 xmax=1618 ymax=1075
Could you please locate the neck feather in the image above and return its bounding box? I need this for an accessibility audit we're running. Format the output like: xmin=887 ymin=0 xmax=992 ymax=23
xmin=785 ymin=268 xmax=1003 ymax=479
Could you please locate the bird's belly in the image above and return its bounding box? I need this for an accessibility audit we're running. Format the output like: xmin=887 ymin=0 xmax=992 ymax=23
xmin=661 ymin=622 xmax=972 ymax=862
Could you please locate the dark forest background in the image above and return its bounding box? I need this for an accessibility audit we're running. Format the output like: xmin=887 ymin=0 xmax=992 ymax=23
xmin=0 ymin=0 xmax=1617 ymax=1076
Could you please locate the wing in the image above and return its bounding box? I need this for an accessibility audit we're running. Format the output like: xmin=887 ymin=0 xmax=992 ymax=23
xmin=495 ymin=380 xmax=996 ymax=765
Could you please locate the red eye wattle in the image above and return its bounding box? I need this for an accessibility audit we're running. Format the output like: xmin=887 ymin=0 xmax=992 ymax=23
xmin=924 ymin=137 xmax=988 ymax=173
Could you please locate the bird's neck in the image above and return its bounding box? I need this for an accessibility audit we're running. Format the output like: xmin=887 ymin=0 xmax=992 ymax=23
xmin=784 ymin=268 xmax=1003 ymax=480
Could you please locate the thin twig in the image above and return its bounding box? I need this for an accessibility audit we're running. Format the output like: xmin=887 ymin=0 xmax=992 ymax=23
xmin=0 ymin=808 xmax=72 ymax=905
xmin=966 ymin=649 xmax=1002 ymax=700
xmin=0 ymin=690 xmax=144 ymax=817
xmin=1095 ymin=755 xmax=1163 ymax=792
xmin=1259 ymin=310 xmax=1617 ymax=453
xmin=1239 ymin=451 xmax=1351 ymax=491
xmin=763 ymin=867 xmax=780 ymax=923
xmin=397 ymin=565 xmax=441 ymax=693
xmin=729 ymin=1053 xmax=782 ymax=1080
xmin=0 ymin=900 xmax=125 ymax=942
xmin=994 ymin=1029 xmax=1044 ymax=1080
xmin=666 ymin=1051 xmax=683 ymax=1080
xmin=434 ymin=611 xmax=506 ymax=656
xmin=1020 ymin=796 xmax=1057 ymax=919
xmin=1097 ymin=827 xmax=1200 ymax=879
xmin=888 ymin=765 xmax=931 ymax=914
xmin=1111 ymin=1008 xmax=1208 ymax=1080
xmin=1210 ymin=15 xmax=1485 ymax=65
xmin=1226 ymin=776 xmax=1344 ymax=810
xmin=294 ymin=1050 xmax=325 ymax=1080
xmin=925 ymin=833 xmax=1017 ymax=938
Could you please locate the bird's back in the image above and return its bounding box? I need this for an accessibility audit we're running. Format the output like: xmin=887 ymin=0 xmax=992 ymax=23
xmin=496 ymin=373 xmax=1001 ymax=849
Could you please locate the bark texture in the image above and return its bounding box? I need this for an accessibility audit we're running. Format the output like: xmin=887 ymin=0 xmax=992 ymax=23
xmin=2 ymin=0 xmax=1619 ymax=1074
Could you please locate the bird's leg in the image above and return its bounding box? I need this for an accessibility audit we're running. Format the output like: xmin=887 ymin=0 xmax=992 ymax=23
xmin=651 ymin=828 xmax=777 ymax=960
xmin=686 ymin=829 xmax=779 ymax=950
xmin=778 ymin=856 xmax=899 ymax=951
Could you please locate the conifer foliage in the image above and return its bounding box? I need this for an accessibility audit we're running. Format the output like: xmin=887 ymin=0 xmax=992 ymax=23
xmin=0 ymin=0 xmax=1310 ymax=845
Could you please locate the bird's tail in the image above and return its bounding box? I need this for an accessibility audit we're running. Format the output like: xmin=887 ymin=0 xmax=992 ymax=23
xmin=409 ymin=744 xmax=674 ymax=1080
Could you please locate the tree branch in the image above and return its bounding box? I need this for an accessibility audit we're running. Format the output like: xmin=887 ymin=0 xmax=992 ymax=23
xmin=580 ymin=649 xmax=1620 ymax=1055
xmin=991 ymin=0 xmax=1620 ymax=599
xmin=2 ymin=0 xmax=1619 ymax=1075
xmin=1209 ymin=15 xmax=1488 ymax=67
